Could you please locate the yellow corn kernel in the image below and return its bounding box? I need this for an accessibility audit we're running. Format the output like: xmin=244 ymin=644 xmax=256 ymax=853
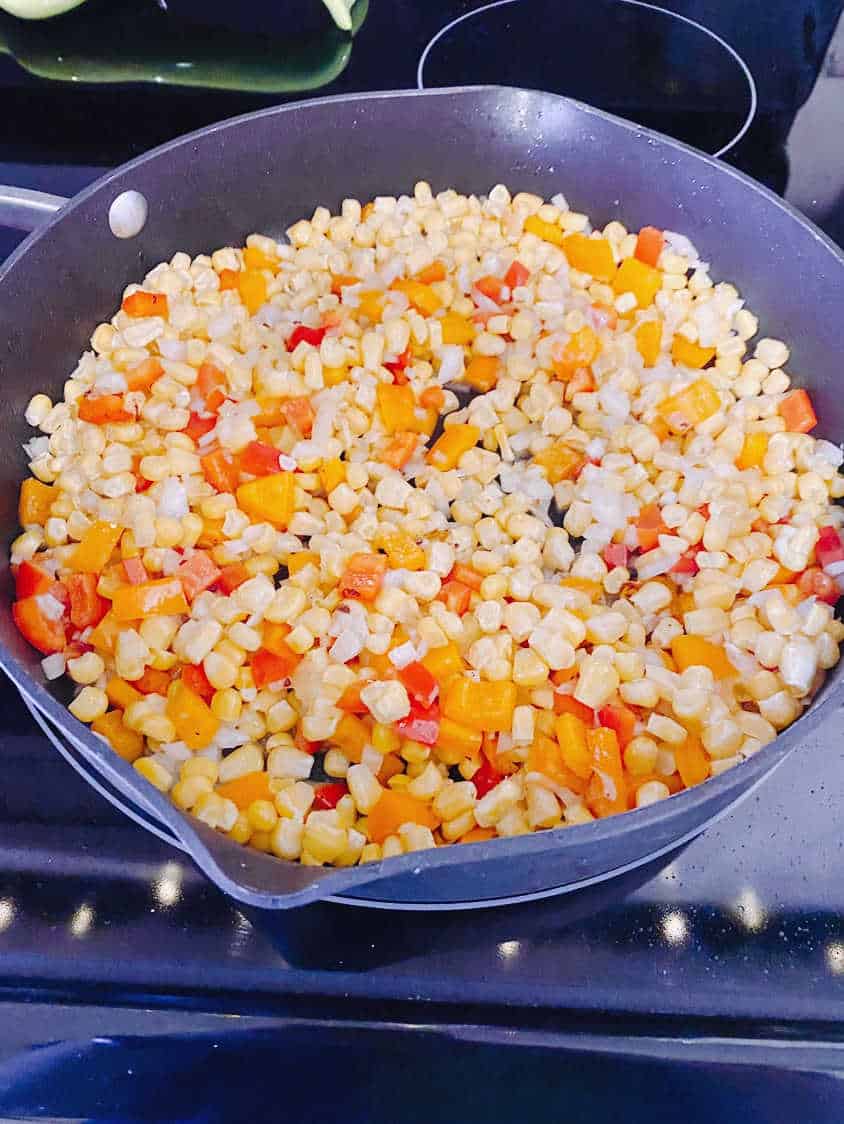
xmin=210 ymin=687 xmax=242 ymax=723
xmin=134 ymin=756 xmax=173 ymax=792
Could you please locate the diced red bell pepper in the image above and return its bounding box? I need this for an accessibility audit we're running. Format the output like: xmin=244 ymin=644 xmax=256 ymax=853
xmin=15 ymin=560 xmax=57 ymax=599
xmin=504 ymin=260 xmax=530 ymax=289
xmin=797 ymin=567 xmax=840 ymax=605
xmin=238 ymin=440 xmax=282 ymax=477
xmin=670 ymin=548 xmax=700 ymax=575
xmin=472 ymin=756 xmax=504 ymax=798
xmin=201 ymin=449 xmax=239 ymax=494
xmin=398 ymin=661 xmax=439 ymax=709
xmin=634 ymin=226 xmax=665 ymax=268
xmin=216 ymin=563 xmax=250 ymax=594
xmin=598 ymin=704 xmax=637 ymax=749
xmin=603 ymin=543 xmax=629 ymax=569
xmin=312 ymin=782 xmax=349 ymax=811
xmin=122 ymin=557 xmax=148 ymax=586
xmin=184 ymin=412 xmax=216 ymax=443
xmin=817 ymin=525 xmax=844 ymax=569
xmin=636 ymin=504 xmax=668 ymax=551
xmin=251 ymin=647 xmax=301 ymax=689
xmin=553 ymin=693 xmax=595 ymax=724
xmin=339 ymin=554 xmax=387 ymax=602
xmin=286 ymin=324 xmax=327 ymax=352
xmin=395 ymin=700 xmax=441 ymax=746
xmin=384 ymin=347 xmax=411 ymax=379
xmin=294 ymin=727 xmax=322 ymax=755
xmin=66 ymin=572 xmax=108 ymax=630
xmin=13 ymin=595 xmax=66 ymax=655
xmin=177 ymin=551 xmax=222 ymax=601
xmin=181 ymin=662 xmax=215 ymax=703
xmin=337 ymin=681 xmax=370 ymax=714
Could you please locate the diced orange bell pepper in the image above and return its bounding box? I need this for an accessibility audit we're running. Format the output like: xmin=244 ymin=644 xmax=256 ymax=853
xmin=671 ymin=334 xmax=715 ymax=369
xmin=675 ymin=734 xmax=710 ymax=787
xmin=612 ymin=256 xmax=662 ymax=309
xmin=219 ymin=268 xmax=239 ymax=290
xmin=318 ymin=458 xmax=346 ymax=496
xmin=177 ymin=551 xmax=221 ymax=601
xmin=181 ymin=662 xmax=215 ymax=703
xmin=554 ymin=711 xmax=593 ymax=778
xmin=196 ymin=363 xmax=224 ymax=403
xmin=415 ymin=261 xmax=446 ymax=284
xmin=437 ymin=580 xmax=472 ymax=615
xmin=523 ymin=214 xmax=564 ymax=246
xmin=378 ymin=529 xmax=426 ymax=571
xmin=19 ymin=478 xmax=54 ymax=526
xmin=201 ymin=449 xmax=239 ymax=494
xmin=238 ymin=441 xmax=282 ymax=478
xmin=392 ymin=279 xmax=442 ymax=316
xmin=237 ymin=270 xmax=267 ymax=315
xmin=235 ymin=472 xmax=297 ymax=529
xmin=376 ymin=383 xmax=416 ymax=433
xmin=553 ymin=694 xmax=595 ymax=724
xmin=112 ymin=577 xmax=189 ymax=622
xmin=251 ymin=646 xmax=301 ymax=689
xmin=122 ymin=556 xmax=147 ymax=584
xmin=217 ymin=770 xmax=273 ymax=810
xmin=670 ymin=635 xmax=735 ymax=679
xmin=357 ymin=291 xmax=384 ymax=323
xmin=552 ymin=326 xmax=601 ymax=380
xmin=122 ymin=291 xmax=168 ymax=318
xmin=261 ymin=621 xmax=298 ymax=659
xmin=380 ymin=432 xmax=418 ymax=470
xmin=281 ymin=396 xmax=315 ymax=437
xmin=737 ymin=431 xmax=768 ymax=470
xmin=434 ymin=716 xmax=483 ymax=763
xmin=474 ymin=275 xmax=506 ymax=304
xmin=442 ymin=677 xmax=516 ymax=732
xmin=636 ymin=504 xmax=668 ymax=551
xmin=242 ymin=245 xmax=277 ymax=271
xmin=134 ymin=666 xmax=174 ymax=696
xmin=106 ymin=677 xmax=144 ymax=710
xmin=658 ymin=378 xmax=720 ymax=431
xmin=89 ymin=611 xmax=120 ymax=655
xmin=635 ymin=319 xmax=662 ymax=367
xmin=217 ymin=563 xmax=250 ymax=594
xmin=780 ymin=389 xmax=817 ymax=434
xmin=419 ymin=386 xmax=445 ymax=411
xmin=440 ymin=312 xmax=476 ymax=345
xmin=421 ymin=641 xmax=466 ymax=684
xmin=563 ymin=233 xmax=617 ymax=282
xmin=287 ymin=551 xmax=319 ymax=576
xmin=337 ymin=681 xmax=368 ymax=714
xmin=198 ymin=518 xmax=225 ymax=549
xmin=13 ymin=595 xmax=66 ymax=655
xmin=463 ymin=355 xmax=500 ymax=392
xmin=533 ymin=442 xmax=585 ymax=483
xmin=527 ymin=735 xmax=587 ymax=794
xmin=586 ymin=726 xmax=627 ymax=817
xmin=78 ymin=394 xmax=133 ymax=425
xmin=126 ymin=357 xmax=164 ymax=393
xmin=166 ymin=679 xmax=219 ymax=750
xmin=339 ymin=553 xmax=387 ymax=602
xmin=72 ymin=522 xmax=122 ymax=573
xmin=458 ymin=826 xmax=497 ymax=844
xmin=597 ymin=704 xmax=637 ymax=749
xmin=66 ymin=572 xmax=108 ymax=629
xmin=91 ymin=710 xmax=144 ymax=762
xmin=367 ymin=789 xmax=440 ymax=844
xmin=331 ymin=273 xmax=359 ymax=296
xmin=559 ymin=576 xmax=603 ymax=600
xmin=451 ymin=564 xmax=483 ymax=591
xmin=426 ymin=424 xmax=480 ymax=471
xmin=504 ymin=260 xmax=530 ymax=289
xmin=634 ymin=226 xmax=665 ymax=267
xmin=398 ymin=661 xmax=439 ymax=708
xmin=332 ymin=713 xmax=371 ymax=764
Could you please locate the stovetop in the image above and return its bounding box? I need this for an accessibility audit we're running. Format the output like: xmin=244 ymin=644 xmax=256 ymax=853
xmin=2 ymin=0 xmax=844 ymax=1107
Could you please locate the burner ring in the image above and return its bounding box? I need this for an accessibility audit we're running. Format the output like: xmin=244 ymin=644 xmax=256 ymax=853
xmin=418 ymin=0 xmax=757 ymax=158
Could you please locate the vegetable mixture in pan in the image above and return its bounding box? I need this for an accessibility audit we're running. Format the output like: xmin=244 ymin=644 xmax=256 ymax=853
xmin=12 ymin=183 xmax=844 ymax=866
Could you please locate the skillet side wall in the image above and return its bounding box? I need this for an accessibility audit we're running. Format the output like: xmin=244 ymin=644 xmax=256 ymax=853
xmin=0 ymin=88 xmax=841 ymax=907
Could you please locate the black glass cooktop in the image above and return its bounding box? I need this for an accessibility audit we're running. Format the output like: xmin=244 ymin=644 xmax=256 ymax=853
xmin=2 ymin=0 xmax=844 ymax=1112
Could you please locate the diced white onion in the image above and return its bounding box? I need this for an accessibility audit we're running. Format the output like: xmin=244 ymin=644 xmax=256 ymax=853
xmin=158 ymin=338 xmax=187 ymax=361
xmin=41 ymin=653 xmax=66 ymax=680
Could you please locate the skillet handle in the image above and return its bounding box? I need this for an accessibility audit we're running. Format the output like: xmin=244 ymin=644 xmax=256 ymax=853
xmin=0 ymin=185 xmax=67 ymax=232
